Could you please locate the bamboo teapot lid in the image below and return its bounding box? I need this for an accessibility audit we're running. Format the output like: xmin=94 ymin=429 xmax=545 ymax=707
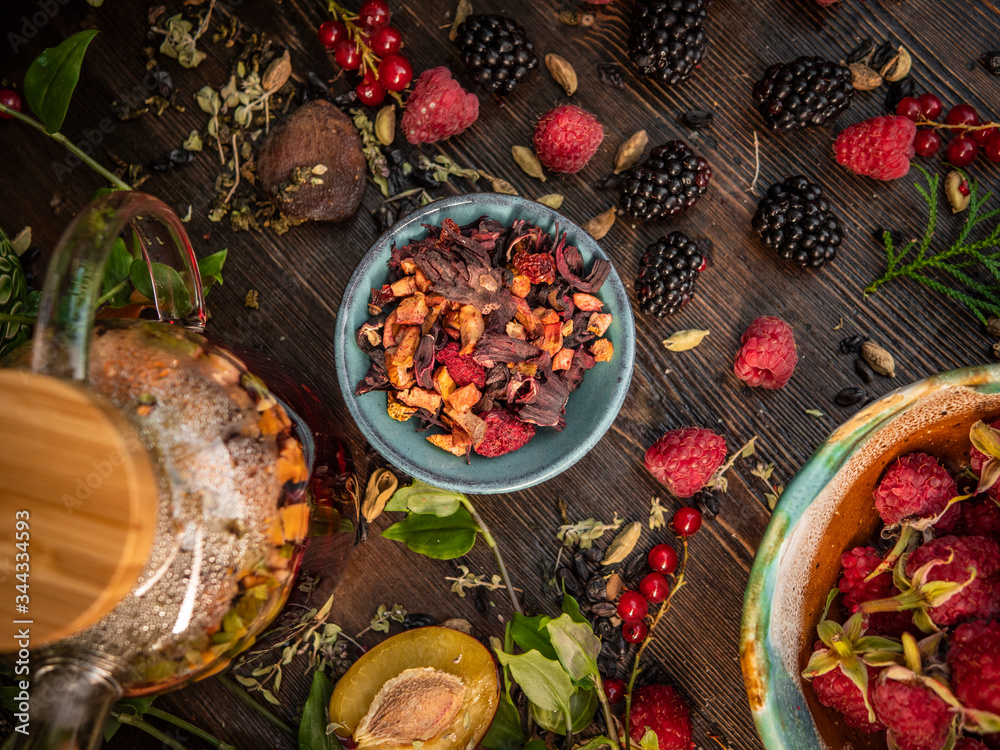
xmin=0 ymin=370 xmax=157 ymax=651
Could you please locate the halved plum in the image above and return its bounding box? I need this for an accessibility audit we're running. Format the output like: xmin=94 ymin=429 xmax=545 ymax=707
xmin=329 ymin=626 xmax=500 ymax=750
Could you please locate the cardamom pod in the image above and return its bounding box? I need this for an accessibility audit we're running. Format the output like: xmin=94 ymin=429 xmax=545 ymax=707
xmin=262 ymin=50 xmax=292 ymax=92
xmin=375 ymin=104 xmax=396 ymax=146
xmin=860 ymin=341 xmax=896 ymax=378
xmin=663 ymin=329 xmax=710 ymax=351
xmin=545 ymin=53 xmax=578 ymax=96
xmin=614 ymin=130 xmax=649 ymax=174
xmin=362 ymin=468 xmax=398 ymax=523
xmin=945 ymin=170 xmax=970 ymax=214
xmin=512 ymin=145 xmax=546 ymax=181
xmin=848 ymin=62 xmax=882 ymax=91
xmin=582 ymin=206 xmax=615 ymax=239
xmin=537 ymin=193 xmax=564 ymax=209
xmin=601 ymin=522 xmax=642 ymax=565
xmin=477 ymin=170 xmax=518 ymax=195
xmin=880 ymin=46 xmax=912 ymax=83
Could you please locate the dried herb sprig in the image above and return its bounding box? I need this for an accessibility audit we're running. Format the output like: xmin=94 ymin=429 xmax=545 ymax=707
xmin=865 ymin=166 xmax=1000 ymax=326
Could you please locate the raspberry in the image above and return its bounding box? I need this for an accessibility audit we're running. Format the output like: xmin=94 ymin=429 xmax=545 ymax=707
xmin=873 ymin=676 xmax=953 ymax=750
xmin=733 ymin=316 xmax=797 ymax=389
xmin=834 ymin=115 xmax=917 ymax=180
xmin=400 ymin=67 xmax=479 ymax=145
xmin=644 ymin=427 xmax=727 ymax=498
xmin=949 ymin=620 xmax=1000 ymax=716
xmin=905 ymin=535 xmax=1000 ymax=625
xmin=474 ymin=408 xmax=535 ymax=457
xmin=436 ymin=342 xmax=486 ymax=389
xmin=533 ymin=104 xmax=604 ymax=174
xmin=513 ymin=251 xmax=556 ymax=285
xmin=873 ymin=452 xmax=958 ymax=526
xmin=812 ymin=661 xmax=885 ymax=733
xmin=839 ymin=546 xmax=893 ymax=611
xmin=961 ymin=497 xmax=1000 ymax=541
xmin=954 ymin=739 xmax=989 ymax=750
xmin=628 ymin=684 xmax=695 ymax=750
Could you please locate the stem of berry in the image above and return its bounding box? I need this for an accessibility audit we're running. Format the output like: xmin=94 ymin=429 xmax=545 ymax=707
xmin=916 ymin=119 xmax=999 ymax=133
xmin=622 ymin=538 xmax=689 ymax=750
xmin=0 ymin=103 xmax=132 ymax=191
xmin=460 ymin=497 xmax=524 ymax=616
xmin=327 ymin=0 xmax=381 ymax=78
xmin=594 ymin=676 xmax=622 ymax=750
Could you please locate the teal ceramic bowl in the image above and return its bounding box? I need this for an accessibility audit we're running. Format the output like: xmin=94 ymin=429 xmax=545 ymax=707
xmin=333 ymin=194 xmax=635 ymax=494
xmin=740 ymin=365 xmax=1000 ymax=750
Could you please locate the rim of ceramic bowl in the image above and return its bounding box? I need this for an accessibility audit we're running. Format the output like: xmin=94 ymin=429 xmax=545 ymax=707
xmin=739 ymin=363 xmax=1000 ymax=750
xmin=333 ymin=193 xmax=636 ymax=494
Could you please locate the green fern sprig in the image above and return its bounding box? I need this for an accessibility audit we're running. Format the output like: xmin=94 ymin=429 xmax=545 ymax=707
xmin=865 ymin=165 xmax=1000 ymax=326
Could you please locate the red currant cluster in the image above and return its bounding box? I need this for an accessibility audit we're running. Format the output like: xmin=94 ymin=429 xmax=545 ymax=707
xmin=896 ymin=94 xmax=1000 ymax=167
xmin=317 ymin=0 xmax=412 ymax=106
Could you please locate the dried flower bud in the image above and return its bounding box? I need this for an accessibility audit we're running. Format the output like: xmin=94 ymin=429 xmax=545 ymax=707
xmin=375 ymin=104 xmax=396 ymax=146
xmin=945 ymin=170 xmax=971 ymax=214
xmin=614 ymin=130 xmax=648 ymax=174
xmin=582 ymin=206 xmax=616 ymax=239
xmin=512 ymin=145 xmax=546 ymax=182
xmin=849 ymin=62 xmax=883 ymax=91
xmin=860 ymin=341 xmax=895 ymax=378
xmin=880 ymin=46 xmax=912 ymax=83
xmin=262 ymin=50 xmax=292 ymax=92
xmin=545 ymin=53 xmax=578 ymax=96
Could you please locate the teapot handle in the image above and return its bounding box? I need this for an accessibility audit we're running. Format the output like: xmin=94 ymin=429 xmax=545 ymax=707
xmin=31 ymin=191 xmax=207 ymax=381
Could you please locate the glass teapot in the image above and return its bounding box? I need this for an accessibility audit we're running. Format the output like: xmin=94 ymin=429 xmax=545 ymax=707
xmin=0 ymin=192 xmax=357 ymax=749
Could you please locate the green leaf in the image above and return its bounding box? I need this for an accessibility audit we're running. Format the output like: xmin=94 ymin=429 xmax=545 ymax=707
xmin=494 ymin=649 xmax=574 ymax=719
xmin=638 ymin=728 xmax=660 ymax=750
xmin=523 ymin=742 xmax=548 ymax=750
xmin=129 ymin=259 xmax=194 ymax=318
xmin=561 ymin=593 xmax=587 ymax=625
xmin=545 ymin=614 xmax=600 ymax=683
xmin=385 ymin=478 xmax=465 ymax=517
xmin=575 ymin=736 xmax=615 ymax=750
xmin=0 ymin=228 xmax=30 ymax=357
xmin=509 ymin=613 xmax=556 ymax=662
xmin=100 ymin=237 xmax=133 ymax=307
xmin=381 ymin=506 xmax=480 ymax=559
xmin=480 ymin=692 xmax=525 ymax=750
xmin=198 ymin=248 xmax=228 ymax=293
xmin=298 ymin=671 xmax=342 ymax=750
xmin=24 ymin=30 xmax=99 ymax=133
xmin=530 ymin=685 xmax=598 ymax=734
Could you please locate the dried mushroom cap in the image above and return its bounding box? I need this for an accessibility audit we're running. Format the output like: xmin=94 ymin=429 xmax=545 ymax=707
xmin=354 ymin=667 xmax=467 ymax=748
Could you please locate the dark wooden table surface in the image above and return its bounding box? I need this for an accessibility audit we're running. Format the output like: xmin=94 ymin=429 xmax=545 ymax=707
xmin=2 ymin=0 xmax=1000 ymax=747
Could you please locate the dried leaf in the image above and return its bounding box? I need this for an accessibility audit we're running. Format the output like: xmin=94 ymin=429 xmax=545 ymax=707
xmin=805 ymin=408 xmax=824 ymax=418
xmin=751 ymin=462 xmax=775 ymax=482
xmin=477 ymin=170 xmax=518 ymax=195
xmin=262 ymin=50 xmax=292 ymax=92
xmin=545 ymin=53 xmax=578 ymax=96
xmin=537 ymin=193 xmax=564 ymax=209
xmin=448 ymin=0 xmax=473 ymax=42
xmin=362 ymin=468 xmax=399 ymax=523
xmin=512 ymin=145 xmax=546 ymax=182
xmin=375 ymin=104 xmax=396 ymax=146
xmin=613 ymin=130 xmax=648 ymax=175
xmin=582 ymin=206 xmax=615 ymax=240
xmin=244 ymin=289 xmax=259 ymax=309
xmin=557 ymin=514 xmax=622 ymax=548
xmin=183 ymin=130 xmax=203 ymax=151
xmin=648 ymin=497 xmax=666 ymax=530
xmin=662 ymin=329 xmax=709 ymax=351
xmin=601 ymin=521 xmax=642 ymax=565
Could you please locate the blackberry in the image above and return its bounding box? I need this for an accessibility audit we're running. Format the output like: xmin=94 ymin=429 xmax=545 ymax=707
xmin=752 ymin=176 xmax=844 ymax=268
xmin=619 ymin=140 xmax=712 ymax=221
xmin=752 ymin=56 xmax=855 ymax=132
xmin=628 ymin=0 xmax=710 ymax=86
xmin=453 ymin=14 xmax=538 ymax=96
xmin=634 ymin=232 xmax=707 ymax=316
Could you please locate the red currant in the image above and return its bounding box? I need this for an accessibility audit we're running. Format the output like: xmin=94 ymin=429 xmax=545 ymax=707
xmin=616 ymin=591 xmax=648 ymax=623
xmin=378 ymin=54 xmax=412 ymax=91
xmin=358 ymin=0 xmax=391 ymax=30
xmin=973 ymin=124 xmax=996 ymax=145
xmin=0 ymin=89 xmax=22 ymax=119
xmin=317 ymin=20 xmax=347 ymax=49
xmin=370 ymin=25 xmax=402 ymax=57
xmin=672 ymin=507 xmax=702 ymax=536
xmin=895 ymin=97 xmax=922 ymax=122
xmin=946 ymin=104 xmax=979 ymax=128
xmin=622 ymin=621 xmax=648 ymax=644
xmin=985 ymin=133 xmax=1000 ymax=163
xmin=638 ymin=572 xmax=670 ymax=603
xmin=603 ymin=678 xmax=625 ymax=705
xmin=647 ymin=544 xmax=678 ymax=575
xmin=946 ymin=135 xmax=979 ymax=168
xmin=913 ymin=129 xmax=942 ymax=157
xmin=356 ymin=73 xmax=386 ymax=106
xmin=334 ymin=40 xmax=362 ymax=70
xmin=918 ymin=93 xmax=943 ymax=121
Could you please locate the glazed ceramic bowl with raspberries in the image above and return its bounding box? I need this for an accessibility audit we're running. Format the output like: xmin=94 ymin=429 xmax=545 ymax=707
xmin=740 ymin=364 xmax=1000 ymax=750
xmin=333 ymin=193 xmax=635 ymax=494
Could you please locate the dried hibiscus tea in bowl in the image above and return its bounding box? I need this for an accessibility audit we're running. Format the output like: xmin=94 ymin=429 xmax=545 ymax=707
xmin=354 ymin=217 xmax=614 ymax=459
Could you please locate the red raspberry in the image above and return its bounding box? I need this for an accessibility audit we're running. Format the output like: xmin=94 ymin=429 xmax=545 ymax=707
xmin=872 ymin=676 xmax=952 ymax=750
xmin=533 ymin=104 xmax=604 ymax=174
xmin=644 ymin=427 xmax=727 ymax=498
xmin=436 ymin=343 xmax=486 ymax=389
xmin=812 ymin=661 xmax=885 ymax=733
xmin=961 ymin=497 xmax=1000 ymax=541
xmin=628 ymin=684 xmax=695 ymax=750
xmin=949 ymin=620 xmax=1000 ymax=716
xmin=905 ymin=535 xmax=1000 ymax=625
xmin=873 ymin=452 xmax=958 ymax=527
xmin=513 ymin=251 xmax=556 ymax=284
xmin=955 ymin=739 xmax=989 ymax=750
xmin=733 ymin=316 xmax=797 ymax=389
xmin=838 ymin=546 xmax=914 ymax=637
xmin=400 ymin=67 xmax=479 ymax=145
xmin=474 ymin=408 xmax=535 ymax=457
xmin=834 ymin=115 xmax=917 ymax=180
